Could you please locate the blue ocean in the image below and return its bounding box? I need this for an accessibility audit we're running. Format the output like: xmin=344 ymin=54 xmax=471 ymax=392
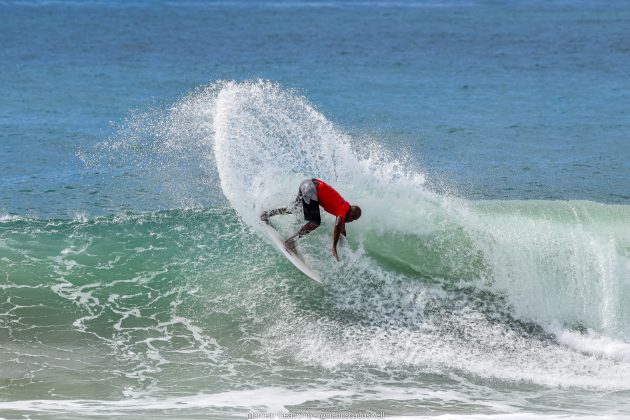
xmin=1 ymin=0 xmax=630 ymax=418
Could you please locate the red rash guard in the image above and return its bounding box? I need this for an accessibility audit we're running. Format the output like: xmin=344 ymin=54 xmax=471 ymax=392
xmin=314 ymin=179 xmax=350 ymax=218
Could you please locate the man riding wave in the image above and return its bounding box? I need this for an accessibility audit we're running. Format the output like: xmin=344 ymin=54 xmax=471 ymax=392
xmin=260 ymin=179 xmax=361 ymax=261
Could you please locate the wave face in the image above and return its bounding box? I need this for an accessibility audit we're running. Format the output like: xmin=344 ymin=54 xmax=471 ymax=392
xmin=3 ymin=81 xmax=630 ymax=417
xmin=212 ymin=80 xmax=630 ymax=342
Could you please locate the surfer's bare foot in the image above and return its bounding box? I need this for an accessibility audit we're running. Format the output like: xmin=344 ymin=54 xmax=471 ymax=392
xmin=285 ymin=238 xmax=297 ymax=253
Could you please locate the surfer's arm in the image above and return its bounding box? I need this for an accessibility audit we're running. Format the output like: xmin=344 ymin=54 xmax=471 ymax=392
xmin=332 ymin=216 xmax=345 ymax=261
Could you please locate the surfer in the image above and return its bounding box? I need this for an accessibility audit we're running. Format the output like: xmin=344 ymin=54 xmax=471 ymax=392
xmin=260 ymin=179 xmax=361 ymax=261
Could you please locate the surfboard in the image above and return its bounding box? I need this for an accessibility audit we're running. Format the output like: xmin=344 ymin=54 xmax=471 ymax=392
xmin=263 ymin=223 xmax=323 ymax=284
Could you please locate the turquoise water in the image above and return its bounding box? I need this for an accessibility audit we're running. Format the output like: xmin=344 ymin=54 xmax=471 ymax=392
xmin=2 ymin=1 xmax=630 ymax=418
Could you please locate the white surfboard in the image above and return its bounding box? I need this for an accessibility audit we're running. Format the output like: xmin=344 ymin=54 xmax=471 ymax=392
xmin=263 ymin=223 xmax=323 ymax=284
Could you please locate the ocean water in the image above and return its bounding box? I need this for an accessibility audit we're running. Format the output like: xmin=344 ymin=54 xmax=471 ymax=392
xmin=1 ymin=0 xmax=630 ymax=418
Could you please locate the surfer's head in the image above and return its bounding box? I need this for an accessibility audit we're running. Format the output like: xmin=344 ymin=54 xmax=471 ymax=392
xmin=346 ymin=205 xmax=362 ymax=222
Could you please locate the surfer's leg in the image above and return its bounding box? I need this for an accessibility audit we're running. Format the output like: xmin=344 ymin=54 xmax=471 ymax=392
xmin=285 ymin=222 xmax=319 ymax=253
xmin=260 ymin=194 xmax=302 ymax=223
xmin=260 ymin=207 xmax=294 ymax=223
xmin=285 ymin=187 xmax=321 ymax=251
xmin=260 ymin=179 xmax=319 ymax=225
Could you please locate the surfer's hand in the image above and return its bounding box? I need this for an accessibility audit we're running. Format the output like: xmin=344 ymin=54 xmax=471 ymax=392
xmin=332 ymin=248 xmax=340 ymax=261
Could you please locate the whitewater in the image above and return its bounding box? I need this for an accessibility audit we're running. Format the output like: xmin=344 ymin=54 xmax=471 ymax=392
xmin=2 ymin=80 xmax=630 ymax=418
